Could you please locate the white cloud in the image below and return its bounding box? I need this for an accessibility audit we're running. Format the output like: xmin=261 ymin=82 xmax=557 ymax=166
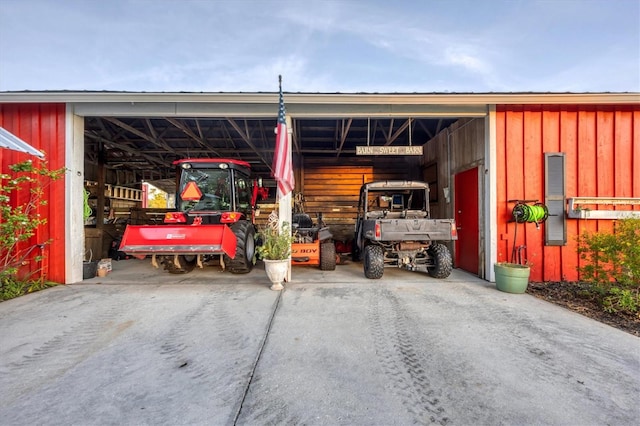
xmin=0 ymin=0 xmax=638 ymax=92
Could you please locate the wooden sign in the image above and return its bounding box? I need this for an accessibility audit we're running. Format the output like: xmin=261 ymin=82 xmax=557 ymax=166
xmin=356 ymin=145 xmax=423 ymax=156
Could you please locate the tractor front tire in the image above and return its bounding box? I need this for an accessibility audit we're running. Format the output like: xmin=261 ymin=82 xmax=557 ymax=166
xmin=165 ymin=255 xmax=197 ymax=274
xmin=320 ymin=241 xmax=336 ymax=271
xmin=427 ymin=243 xmax=453 ymax=278
xmin=364 ymin=244 xmax=384 ymax=279
xmin=225 ymin=221 xmax=256 ymax=274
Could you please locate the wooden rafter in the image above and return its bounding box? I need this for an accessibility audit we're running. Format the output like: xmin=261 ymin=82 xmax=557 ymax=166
xmin=336 ymin=118 xmax=353 ymax=157
xmin=226 ymin=118 xmax=272 ymax=171
xmin=384 ymin=118 xmax=414 ymax=146
xmin=165 ymin=117 xmax=221 ymax=156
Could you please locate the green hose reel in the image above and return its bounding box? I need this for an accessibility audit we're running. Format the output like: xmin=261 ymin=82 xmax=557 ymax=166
xmin=512 ymin=202 xmax=548 ymax=224
xmin=509 ymin=200 xmax=549 ymax=264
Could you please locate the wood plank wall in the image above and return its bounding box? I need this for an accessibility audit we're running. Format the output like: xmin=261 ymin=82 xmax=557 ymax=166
xmin=496 ymin=105 xmax=640 ymax=283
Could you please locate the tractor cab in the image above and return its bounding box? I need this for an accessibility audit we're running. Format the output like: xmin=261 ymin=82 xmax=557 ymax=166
xmin=166 ymin=159 xmax=256 ymax=225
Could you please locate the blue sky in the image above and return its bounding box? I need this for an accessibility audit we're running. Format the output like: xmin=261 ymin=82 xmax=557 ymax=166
xmin=0 ymin=0 xmax=638 ymax=93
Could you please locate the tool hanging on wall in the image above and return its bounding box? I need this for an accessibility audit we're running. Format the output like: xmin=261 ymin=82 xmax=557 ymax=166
xmin=293 ymin=192 xmax=305 ymax=214
xmin=83 ymin=189 xmax=92 ymax=222
xmin=508 ymin=200 xmax=549 ymax=264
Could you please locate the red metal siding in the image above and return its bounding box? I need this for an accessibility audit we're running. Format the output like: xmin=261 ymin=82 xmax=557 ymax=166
xmin=0 ymin=104 xmax=66 ymax=283
xmin=497 ymin=105 xmax=640 ymax=282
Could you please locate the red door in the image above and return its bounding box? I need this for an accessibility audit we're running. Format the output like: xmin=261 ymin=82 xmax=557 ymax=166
xmin=454 ymin=167 xmax=479 ymax=275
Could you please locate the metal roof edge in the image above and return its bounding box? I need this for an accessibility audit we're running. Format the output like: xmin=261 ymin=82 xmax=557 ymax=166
xmin=0 ymin=91 xmax=638 ymax=105
xmin=0 ymin=126 xmax=45 ymax=158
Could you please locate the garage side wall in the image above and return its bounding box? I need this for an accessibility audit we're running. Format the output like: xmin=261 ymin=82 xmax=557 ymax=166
xmin=423 ymin=118 xmax=486 ymax=220
xmin=0 ymin=103 xmax=67 ymax=283
xmin=496 ymin=105 xmax=640 ymax=282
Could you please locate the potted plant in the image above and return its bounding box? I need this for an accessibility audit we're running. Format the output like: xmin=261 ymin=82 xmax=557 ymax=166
xmin=256 ymin=213 xmax=295 ymax=291
xmin=494 ymin=262 xmax=531 ymax=294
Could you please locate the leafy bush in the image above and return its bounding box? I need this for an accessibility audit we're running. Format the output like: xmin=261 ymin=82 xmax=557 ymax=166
xmin=255 ymin=211 xmax=295 ymax=260
xmin=0 ymin=159 xmax=64 ymax=301
xmin=577 ymin=218 xmax=640 ymax=314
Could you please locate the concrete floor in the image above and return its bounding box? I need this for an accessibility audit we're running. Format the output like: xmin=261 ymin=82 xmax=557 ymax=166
xmin=1 ymin=258 xmax=639 ymax=425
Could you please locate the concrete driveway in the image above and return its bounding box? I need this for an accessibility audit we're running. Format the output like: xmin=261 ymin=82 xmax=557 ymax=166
xmin=1 ymin=259 xmax=638 ymax=425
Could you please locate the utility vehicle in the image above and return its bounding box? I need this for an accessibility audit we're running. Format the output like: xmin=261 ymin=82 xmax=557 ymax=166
xmin=353 ymin=181 xmax=457 ymax=279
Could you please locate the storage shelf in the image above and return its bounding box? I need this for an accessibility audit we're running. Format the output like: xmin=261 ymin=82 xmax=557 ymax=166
xmin=85 ymin=181 xmax=142 ymax=202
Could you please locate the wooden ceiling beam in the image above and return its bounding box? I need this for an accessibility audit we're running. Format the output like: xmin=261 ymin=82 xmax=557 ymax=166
xmin=84 ymin=132 xmax=169 ymax=167
xmin=226 ymin=118 xmax=272 ymax=172
xmin=165 ymin=117 xmax=222 ymax=156
xmin=384 ymin=118 xmax=413 ymax=146
xmin=336 ymin=118 xmax=353 ymax=158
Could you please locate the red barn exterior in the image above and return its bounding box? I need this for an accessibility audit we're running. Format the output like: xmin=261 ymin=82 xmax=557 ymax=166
xmin=0 ymin=103 xmax=67 ymax=283
xmin=495 ymin=105 xmax=640 ymax=282
xmin=0 ymin=93 xmax=638 ymax=284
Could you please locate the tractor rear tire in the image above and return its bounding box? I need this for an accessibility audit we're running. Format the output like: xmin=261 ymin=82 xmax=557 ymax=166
xmin=320 ymin=241 xmax=336 ymax=271
xmin=427 ymin=243 xmax=452 ymax=278
xmin=364 ymin=244 xmax=384 ymax=279
xmin=225 ymin=221 xmax=256 ymax=274
xmin=165 ymin=255 xmax=197 ymax=274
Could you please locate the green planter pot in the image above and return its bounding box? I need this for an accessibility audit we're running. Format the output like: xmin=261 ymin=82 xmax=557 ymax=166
xmin=494 ymin=263 xmax=530 ymax=294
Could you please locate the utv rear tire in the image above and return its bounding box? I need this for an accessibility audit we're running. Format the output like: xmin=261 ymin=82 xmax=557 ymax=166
xmin=165 ymin=255 xmax=197 ymax=274
xmin=320 ymin=242 xmax=336 ymax=271
xmin=225 ymin=221 xmax=255 ymax=274
xmin=427 ymin=243 xmax=452 ymax=278
xmin=364 ymin=244 xmax=384 ymax=279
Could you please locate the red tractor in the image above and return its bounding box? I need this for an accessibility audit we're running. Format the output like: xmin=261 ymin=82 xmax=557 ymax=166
xmin=119 ymin=158 xmax=266 ymax=274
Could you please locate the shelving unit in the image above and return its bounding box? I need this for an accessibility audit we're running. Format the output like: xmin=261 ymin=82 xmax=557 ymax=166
xmin=85 ymin=181 xmax=142 ymax=202
xmin=84 ymin=181 xmax=142 ymax=259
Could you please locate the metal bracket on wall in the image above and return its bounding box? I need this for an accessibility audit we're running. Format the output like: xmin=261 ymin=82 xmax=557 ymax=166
xmin=567 ymin=197 xmax=640 ymax=219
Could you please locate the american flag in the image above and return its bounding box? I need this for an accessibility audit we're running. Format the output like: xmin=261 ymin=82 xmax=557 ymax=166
xmin=272 ymin=76 xmax=294 ymax=197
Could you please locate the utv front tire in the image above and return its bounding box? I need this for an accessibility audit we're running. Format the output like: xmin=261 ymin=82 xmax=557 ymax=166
xmin=427 ymin=243 xmax=452 ymax=278
xmin=364 ymin=244 xmax=384 ymax=279
xmin=225 ymin=221 xmax=256 ymax=274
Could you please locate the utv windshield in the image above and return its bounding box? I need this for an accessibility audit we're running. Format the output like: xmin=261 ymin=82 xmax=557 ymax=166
xmin=179 ymin=168 xmax=232 ymax=212
xmin=365 ymin=188 xmax=426 ymax=213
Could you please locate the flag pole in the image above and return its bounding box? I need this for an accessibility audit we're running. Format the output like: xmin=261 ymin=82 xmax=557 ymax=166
xmin=274 ymin=75 xmax=293 ymax=283
xmin=280 ymin=119 xmax=292 ymax=283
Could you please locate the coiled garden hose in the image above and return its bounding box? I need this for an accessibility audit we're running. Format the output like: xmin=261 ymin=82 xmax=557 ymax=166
xmin=510 ymin=202 xmax=549 ymax=264
xmin=512 ymin=203 xmax=548 ymax=224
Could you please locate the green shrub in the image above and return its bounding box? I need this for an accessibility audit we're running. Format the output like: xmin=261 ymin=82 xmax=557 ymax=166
xmin=0 ymin=159 xmax=64 ymax=301
xmin=255 ymin=210 xmax=295 ymax=260
xmin=602 ymin=287 xmax=640 ymax=314
xmin=0 ymin=273 xmax=56 ymax=301
xmin=577 ymin=218 xmax=640 ymax=314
